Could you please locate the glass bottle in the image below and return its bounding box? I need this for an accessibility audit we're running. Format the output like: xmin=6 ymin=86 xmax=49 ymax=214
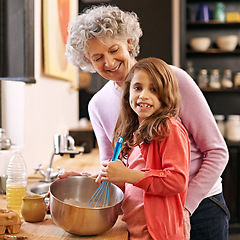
xmin=209 ymin=69 xmax=221 ymax=89
xmin=214 ymin=2 xmax=225 ymax=22
xmin=221 ymin=69 xmax=233 ymax=88
xmin=225 ymin=115 xmax=240 ymax=142
xmin=197 ymin=69 xmax=209 ymax=89
xmin=186 ymin=60 xmax=195 ymax=79
xmin=234 ymin=72 xmax=240 ymax=89
xmin=214 ymin=115 xmax=225 ymax=137
xmin=6 ymin=151 xmax=27 ymax=217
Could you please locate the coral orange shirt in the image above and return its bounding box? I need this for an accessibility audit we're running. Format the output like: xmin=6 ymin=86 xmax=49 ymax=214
xmin=127 ymin=118 xmax=190 ymax=239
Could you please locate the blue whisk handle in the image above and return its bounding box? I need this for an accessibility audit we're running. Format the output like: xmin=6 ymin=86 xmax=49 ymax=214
xmin=112 ymin=136 xmax=123 ymax=161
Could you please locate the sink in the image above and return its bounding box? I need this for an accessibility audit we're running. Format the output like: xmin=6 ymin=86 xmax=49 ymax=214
xmin=29 ymin=182 xmax=51 ymax=195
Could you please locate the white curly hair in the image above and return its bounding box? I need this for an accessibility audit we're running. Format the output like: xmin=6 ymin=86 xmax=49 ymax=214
xmin=65 ymin=5 xmax=143 ymax=73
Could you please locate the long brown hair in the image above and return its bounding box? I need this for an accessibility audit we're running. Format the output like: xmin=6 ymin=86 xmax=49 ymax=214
xmin=113 ymin=57 xmax=181 ymax=158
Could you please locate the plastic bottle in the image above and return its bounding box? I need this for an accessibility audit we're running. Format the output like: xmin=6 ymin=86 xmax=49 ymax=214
xmin=6 ymin=151 xmax=27 ymax=217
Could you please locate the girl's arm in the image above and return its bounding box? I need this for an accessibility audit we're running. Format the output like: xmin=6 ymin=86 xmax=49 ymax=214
xmin=100 ymin=121 xmax=190 ymax=196
xmin=135 ymin=122 xmax=190 ymax=196
xmin=98 ymin=160 xmax=146 ymax=184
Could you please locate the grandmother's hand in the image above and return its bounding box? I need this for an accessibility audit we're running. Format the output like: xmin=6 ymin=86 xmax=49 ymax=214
xmin=183 ymin=208 xmax=191 ymax=240
xmin=58 ymin=171 xmax=93 ymax=179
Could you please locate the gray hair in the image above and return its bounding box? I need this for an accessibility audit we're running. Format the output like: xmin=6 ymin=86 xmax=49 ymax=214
xmin=65 ymin=5 xmax=143 ymax=73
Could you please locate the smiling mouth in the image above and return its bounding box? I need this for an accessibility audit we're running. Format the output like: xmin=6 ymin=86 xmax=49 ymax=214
xmin=137 ymin=103 xmax=152 ymax=108
xmin=107 ymin=63 xmax=121 ymax=72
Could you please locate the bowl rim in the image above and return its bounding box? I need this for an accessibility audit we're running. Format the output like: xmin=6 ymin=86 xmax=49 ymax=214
xmin=50 ymin=176 xmax=124 ymax=210
xmin=216 ymin=35 xmax=238 ymax=40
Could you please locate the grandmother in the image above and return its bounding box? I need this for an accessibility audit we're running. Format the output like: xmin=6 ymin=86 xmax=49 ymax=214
xmin=62 ymin=5 xmax=230 ymax=240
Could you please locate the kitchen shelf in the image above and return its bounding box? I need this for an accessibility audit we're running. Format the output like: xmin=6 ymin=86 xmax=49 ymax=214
xmin=187 ymin=49 xmax=240 ymax=55
xmin=201 ymin=88 xmax=240 ymax=93
xmin=187 ymin=21 xmax=240 ymax=29
xmin=182 ymin=0 xmax=240 ymax=230
xmin=187 ymin=0 xmax=240 ymax=3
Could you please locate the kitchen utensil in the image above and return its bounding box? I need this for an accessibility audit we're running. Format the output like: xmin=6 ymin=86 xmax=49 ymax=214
xmin=49 ymin=176 xmax=124 ymax=236
xmin=21 ymin=194 xmax=47 ymax=222
xmin=216 ymin=35 xmax=238 ymax=51
xmin=0 ymin=175 xmax=7 ymax=194
xmin=189 ymin=37 xmax=211 ymax=51
xmin=87 ymin=136 xmax=123 ymax=207
xmin=0 ymin=129 xmax=11 ymax=150
xmin=3 ymin=235 xmax=27 ymax=240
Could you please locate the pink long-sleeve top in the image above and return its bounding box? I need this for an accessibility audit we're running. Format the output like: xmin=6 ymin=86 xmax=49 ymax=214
xmin=88 ymin=65 xmax=229 ymax=214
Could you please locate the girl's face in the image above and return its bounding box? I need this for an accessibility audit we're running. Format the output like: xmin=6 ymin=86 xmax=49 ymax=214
xmin=85 ymin=37 xmax=136 ymax=85
xmin=129 ymin=70 xmax=161 ymax=123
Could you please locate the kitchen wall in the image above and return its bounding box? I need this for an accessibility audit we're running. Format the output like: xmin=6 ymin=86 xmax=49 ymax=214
xmin=1 ymin=0 xmax=79 ymax=176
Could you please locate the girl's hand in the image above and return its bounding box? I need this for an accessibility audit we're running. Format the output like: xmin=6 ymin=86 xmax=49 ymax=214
xmin=99 ymin=160 xmax=128 ymax=183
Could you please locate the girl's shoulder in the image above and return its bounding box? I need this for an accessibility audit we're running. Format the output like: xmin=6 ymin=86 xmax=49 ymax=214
xmin=167 ymin=118 xmax=188 ymax=136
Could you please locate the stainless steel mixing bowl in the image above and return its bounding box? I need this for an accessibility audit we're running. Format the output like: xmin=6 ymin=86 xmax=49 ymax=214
xmin=49 ymin=176 xmax=124 ymax=236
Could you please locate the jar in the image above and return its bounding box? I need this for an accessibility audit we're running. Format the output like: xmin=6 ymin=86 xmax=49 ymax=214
xmin=21 ymin=195 xmax=47 ymax=222
xmin=214 ymin=115 xmax=225 ymax=137
xmin=209 ymin=69 xmax=221 ymax=89
xmin=234 ymin=72 xmax=240 ymax=89
xmin=225 ymin=115 xmax=240 ymax=142
xmin=221 ymin=69 xmax=233 ymax=88
xmin=197 ymin=69 xmax=209 ymax=89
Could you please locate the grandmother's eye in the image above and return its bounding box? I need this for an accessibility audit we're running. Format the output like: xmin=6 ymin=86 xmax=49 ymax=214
xmin=110 ymin=48 xmax=118 ymax=53
xmin=94 ymin=56 xmax=102 ymax=61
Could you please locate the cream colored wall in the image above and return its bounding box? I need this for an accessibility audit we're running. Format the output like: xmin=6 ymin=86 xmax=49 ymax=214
xmin=1 ymin=0 xmax=79 ymax=176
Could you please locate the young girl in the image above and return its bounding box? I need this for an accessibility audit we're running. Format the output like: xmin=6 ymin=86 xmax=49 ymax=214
xmin=97 ymin=57 xmax=190 ymax=240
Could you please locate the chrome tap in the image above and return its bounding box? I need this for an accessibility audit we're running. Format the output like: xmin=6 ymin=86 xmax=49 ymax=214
xmin=34 ymin=135 xmax=84 ymax=182
xmin=34 ymin=155 xmax=64 ymax=183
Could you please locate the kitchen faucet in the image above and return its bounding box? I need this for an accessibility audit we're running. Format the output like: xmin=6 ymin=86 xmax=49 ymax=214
xmin=34 ymin=134 xmax=84 ymax=182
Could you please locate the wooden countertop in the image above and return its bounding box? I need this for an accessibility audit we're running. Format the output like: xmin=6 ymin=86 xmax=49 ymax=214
xmin=0 ymin=148 xmax=128 ymax=239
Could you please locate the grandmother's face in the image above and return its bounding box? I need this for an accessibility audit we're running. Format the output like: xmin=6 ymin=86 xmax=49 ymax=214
xmin=85 ymin=37 xmax=136 ymax=85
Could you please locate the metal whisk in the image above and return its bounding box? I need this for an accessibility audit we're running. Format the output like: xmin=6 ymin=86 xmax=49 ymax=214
xmin=87 ymin=136 xmax=123 ymax=208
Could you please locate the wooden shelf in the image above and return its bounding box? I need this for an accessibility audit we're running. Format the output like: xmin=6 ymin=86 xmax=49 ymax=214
xmin=201 ymin=88 xmax=240 ymax=93
xmin=187 ymin=21 xmax=240 ymax=29
xmin=187 ymin=49 xmax=240 ymax=55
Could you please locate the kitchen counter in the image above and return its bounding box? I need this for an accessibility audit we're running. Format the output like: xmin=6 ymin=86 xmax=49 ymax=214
xmin=0 ymin=148 xmax=128 ymax=239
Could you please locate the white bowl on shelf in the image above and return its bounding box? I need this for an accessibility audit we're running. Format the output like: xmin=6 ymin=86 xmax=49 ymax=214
xmin=189 ymin=37 xmax=211 ymax=52
xmin=216 ymin=35 xmax=238 ymax=51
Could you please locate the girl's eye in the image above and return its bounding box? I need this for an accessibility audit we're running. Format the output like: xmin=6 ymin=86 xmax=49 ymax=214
xmin=134 ymin=86 xmax=141 ymax=91
xmin=150 ymin=87 xmax=157 ymax=92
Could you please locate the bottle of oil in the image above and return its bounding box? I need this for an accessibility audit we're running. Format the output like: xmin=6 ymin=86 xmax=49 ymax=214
xmin=6 ymin=151 xmax=27 ymax=217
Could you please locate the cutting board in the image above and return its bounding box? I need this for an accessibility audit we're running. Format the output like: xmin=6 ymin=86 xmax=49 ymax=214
xmin=12 ymin=215 xmax=128 ymax=240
